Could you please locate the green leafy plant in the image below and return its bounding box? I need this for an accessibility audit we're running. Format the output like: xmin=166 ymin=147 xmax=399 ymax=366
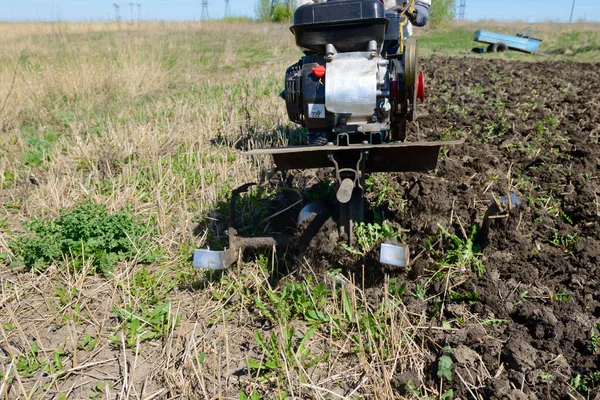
xmin=437 ymin=346 xmax=454 ymax=381
xmin=388 ymin=279 xmax=407 ymax=298
xmin=89 ymin=382 xmax=106 ymax=399
xmin=254 ymin=277 xmax=329 ymax=324
xmin=552 ymin=288 xmax=570 ymax=302
xmin=515 ymin=290 xmax=529 ymax=306
xmin=247 ymin=325 xmax=327 ymax=377
xmin=16 ymin=342 xmax=42 ymax=378
xmin=9 ymin=202 xmax=156 ymax=275
xmin=591 ymin=324 xmax=600 ymax=354
xmin=16 ymin=342 xmax=66 ymax=378
xmin=436 ymin=224 xmax=485 ymax=277
xmin=77 ymin=333 xmax=99 ymax=352
xmin=128 ymin=265 xmax=175 ymax=306
xmin=549 ymin=232 xmax=578 ymax=253
xmin=111 ymin=302 xmax=179 ymax=348
xmin=449 ymin=290 xmax=480 ymax=304
xmin=412 ymin=284 xmax=426 ymax=301
xmin=570 ymin=372 xmax=600 ymax=394
xmin=56 ymin=285 xmax=77 ymax=306
xmin=364 ymin=173 xmax=405 ymax=211
xmin=343 ymin=221 xmax=397 ymax=255
xmin=239 ymin=390 xmax=260 ymax=400
xmin=481 ymin=318 xmax=505 ymax=326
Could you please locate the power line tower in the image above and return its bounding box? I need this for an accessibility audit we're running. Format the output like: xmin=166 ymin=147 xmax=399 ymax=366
xmin=113 ymin=3 xmax=121 ymax=22
xmin=224 ymin=0 xmax=231 ymax=18
xmin=458 ymin=0 xmax=466 ymax=20
xmin=136 ymin=3 xmax=141 ymax=23
xmin=201 ymin=0 xmax=209 ymax=20
xmin=569 ymin=0 xmax=576 ymax=23
xmin=129 ymin=2 xmax=134 ymax=23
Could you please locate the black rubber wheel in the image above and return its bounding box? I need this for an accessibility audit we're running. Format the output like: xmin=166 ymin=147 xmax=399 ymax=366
xmin=487 ymin=42 xmax=508 ymax=53
xmin=404 ymin=38 xmax=418 ymax=88
xmin=391 ymin=119 xmax=407 ymax=142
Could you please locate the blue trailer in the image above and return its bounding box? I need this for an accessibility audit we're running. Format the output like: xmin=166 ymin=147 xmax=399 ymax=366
xmin=474 ymin=27 xmax=543 ymax=54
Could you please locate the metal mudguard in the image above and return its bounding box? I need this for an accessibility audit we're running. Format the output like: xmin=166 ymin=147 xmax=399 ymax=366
xmin=245 ymin=140 xmax=463 ymax=172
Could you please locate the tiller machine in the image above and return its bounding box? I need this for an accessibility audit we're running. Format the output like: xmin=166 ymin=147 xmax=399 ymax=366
xmin=194 ymin=0 xmax=461 ymax=270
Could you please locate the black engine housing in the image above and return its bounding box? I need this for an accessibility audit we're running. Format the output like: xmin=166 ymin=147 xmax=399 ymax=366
xmin=284 ymin=0 xmax=414 ymax=144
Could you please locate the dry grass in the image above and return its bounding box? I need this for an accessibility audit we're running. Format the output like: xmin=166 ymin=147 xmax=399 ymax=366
xmin=0 ymin=20 xmax=599 ymax=399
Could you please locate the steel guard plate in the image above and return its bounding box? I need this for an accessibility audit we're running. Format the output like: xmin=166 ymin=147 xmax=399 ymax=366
xmin=245 ymin=140 xmax=464 ymax=173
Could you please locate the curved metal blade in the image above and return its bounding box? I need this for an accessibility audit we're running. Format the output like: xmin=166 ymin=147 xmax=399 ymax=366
xmin=297 ymin=200 xmax=327 ymax=226
xmin=380 ymin=243 xmax=410 ymax=267
xmin=193 ymin=249 xmax=235 ymax=270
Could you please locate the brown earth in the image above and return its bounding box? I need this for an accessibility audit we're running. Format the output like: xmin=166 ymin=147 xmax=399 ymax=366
xmin=286 ymin=57 xmax=600 ymax=398
xmin=408 ymin=57 xmax=599 ymax=400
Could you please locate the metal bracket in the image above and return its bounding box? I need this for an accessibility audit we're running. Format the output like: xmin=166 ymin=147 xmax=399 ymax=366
xmin=328 ymin=152 xmax=364 ymax=189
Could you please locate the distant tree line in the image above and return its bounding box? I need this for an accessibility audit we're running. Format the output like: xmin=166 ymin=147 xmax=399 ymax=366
xmin=255 ymin=0 xmax=295 ymax=22
xmin=430 ymin=0 xmax=456 ymax=26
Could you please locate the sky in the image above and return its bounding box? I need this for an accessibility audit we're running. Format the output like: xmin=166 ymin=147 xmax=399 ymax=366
xmin=0 ymin=0 xmax=598 ymax=22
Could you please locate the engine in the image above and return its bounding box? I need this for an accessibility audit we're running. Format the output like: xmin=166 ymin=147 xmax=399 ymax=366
xmin=283 ymin=0 xmax=420 ymax=146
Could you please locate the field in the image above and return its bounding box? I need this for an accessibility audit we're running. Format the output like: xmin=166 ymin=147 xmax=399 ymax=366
xmin=0 ymin=20 xmax=599 ymax=399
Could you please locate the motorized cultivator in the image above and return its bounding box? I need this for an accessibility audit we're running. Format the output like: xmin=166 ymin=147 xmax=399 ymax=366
xmin=194 ymin=0 xmax=461 ymax=270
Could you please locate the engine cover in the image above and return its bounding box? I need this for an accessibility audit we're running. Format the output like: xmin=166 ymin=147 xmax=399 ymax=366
xmin=325 ymin=52 xmax=378 ymax=117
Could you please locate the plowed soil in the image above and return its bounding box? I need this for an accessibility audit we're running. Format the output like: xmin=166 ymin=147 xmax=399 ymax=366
xmin=298 ymin=57 xmax=600 ymax=399
xmin=412 ymin=57 xmax=600 ymax=399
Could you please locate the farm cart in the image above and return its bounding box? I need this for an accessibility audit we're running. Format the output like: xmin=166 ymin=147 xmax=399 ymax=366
xmin=474 ymin=27 xmax=542 ymax=53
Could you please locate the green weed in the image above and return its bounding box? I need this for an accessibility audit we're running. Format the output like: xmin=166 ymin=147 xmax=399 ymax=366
xmin=16 ymin=342 xmax=67 ymax=378
xmin=247 ymin=325 xmax=327 ymax=378
xmin=412 ymin=284 xmax=426 ymax=301
xmin=365 ymin=173 xmax=405 ymax=211
xmin=239 ymin=391 xmax=260 ymax=400
xmin=110 ymin=302 xmax=179 ymax=348
xmin=591 ymin=324 xmax=600 ymax=354
xmin=515 ymin=290 xmax=529 ymax=306
xmin=437 ymin=346 xmax=454 ymax=381
xmin=342 ymin=221 xmax=397 ymax=255
xmin=570 ymin=372 xmax=600 ymax=394
xmin=549 ymin=232 xmax=578 ymax=253
xmin=481 ymin=318 xmax=506 ymax=326
xmin=552 ymin=288 xmax=570 ymax=302
xmin=9 ymin=202 xmax=156 ymax=275
xmin=449 ymin=290 xmax=480 ymax=304
xmin=436 ymin=224 xmax=485 ymax=277
xmin=77 ymin=333 xmax=99 ymax=352
xmin=254 ymin=277 xmax=329 ymax=324
xmin=89 ymin=382 xmax=107 ymax=399
xmin=128 ymin=265 xmax=176 ymax=306
xmin=56 ymin=285 xmax=77 ymax=306
xmin=388 ymin=279 xmax=407 ymax=298
xmin=21 ymin=125 xmax=61 ymax=167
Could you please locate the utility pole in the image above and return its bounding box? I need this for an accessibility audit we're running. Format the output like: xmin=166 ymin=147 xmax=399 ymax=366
xmin=129 ymin=2 xmax=134 ymax=24
xmin=113 ymin=3 xmax=121 ymax=22
xmin=569 ymin=0 xmax=576 ymax=23
xmin=201 ymin=0 xmax=209 ymax=20
xmin=458 ymin=0 xmax=466 ymax=20
xmin=137 ymin=3 xmax=141 ymax=23
xmin=224 ymin=0 xmax=231 ymax=18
